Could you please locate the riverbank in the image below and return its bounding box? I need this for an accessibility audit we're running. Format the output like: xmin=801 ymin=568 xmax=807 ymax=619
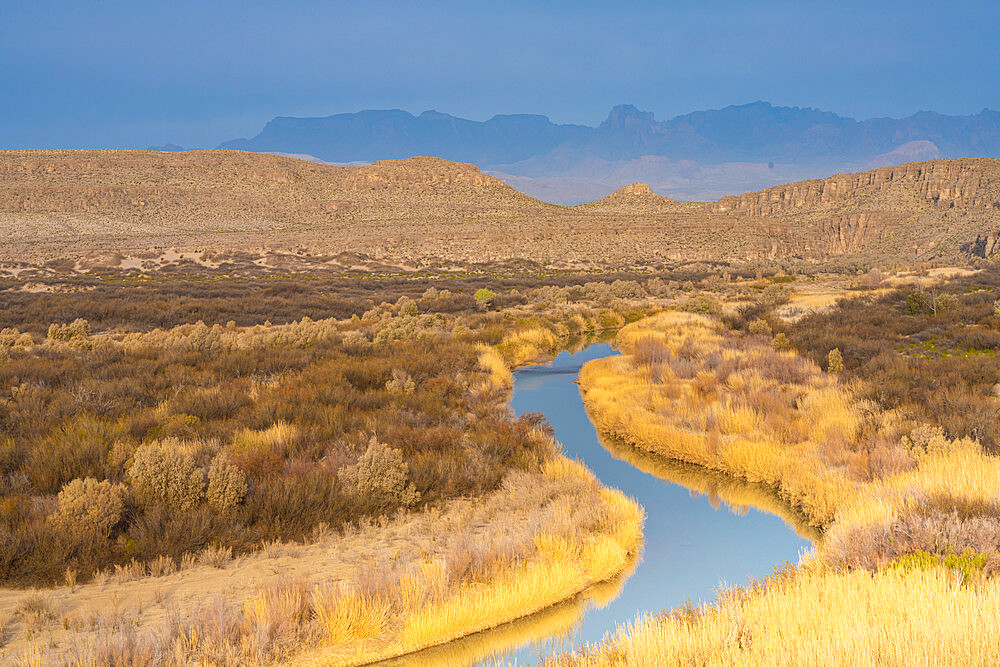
xmin=562 ymin=310 xmax=1000 ymax=664
xmin=0 ymin=318 xmax=644 ymax=666
xmin=0 ymin=455 xmax=642 ymax=666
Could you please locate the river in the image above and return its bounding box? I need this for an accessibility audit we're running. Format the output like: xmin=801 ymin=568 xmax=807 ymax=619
xmin=391 ymin=342 xmax=815 ymax=666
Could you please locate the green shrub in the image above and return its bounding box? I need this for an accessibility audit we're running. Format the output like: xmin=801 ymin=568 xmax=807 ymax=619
xmin=206 ymin=455 xmax=247 ymax=511
xmin=906 ymin=291 xmax=932 ymax=315
xmin=748 ymin=319 xmax=772 ymax=336
xmin=127 ymin=440 xmax=205 ymax=510
xmin=338 ymin=438 xmax=419 ymax=509
xmin=54 ymin=477 xmax=126 ymax=536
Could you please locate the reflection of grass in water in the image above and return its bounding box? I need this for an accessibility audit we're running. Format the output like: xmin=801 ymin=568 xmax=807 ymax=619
xmin=598 ymin=432 xmax=822 ymax=543
xmin=378 ymin=553 xmax=638 ymax=667
xmin=521 ymin=331 xmax=618 ymax=368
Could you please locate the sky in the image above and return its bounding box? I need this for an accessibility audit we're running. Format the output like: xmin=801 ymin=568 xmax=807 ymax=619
xmin=2 ymin=0 xmax=998 ymax=149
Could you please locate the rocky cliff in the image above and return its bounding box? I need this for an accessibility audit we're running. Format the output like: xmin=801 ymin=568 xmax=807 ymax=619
xmin=712 ymin=159 xmax=1000 ymax=216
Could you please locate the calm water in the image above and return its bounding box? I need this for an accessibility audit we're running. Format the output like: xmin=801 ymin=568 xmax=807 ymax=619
xmin=393 ymin=343 xmax=814 ymax=666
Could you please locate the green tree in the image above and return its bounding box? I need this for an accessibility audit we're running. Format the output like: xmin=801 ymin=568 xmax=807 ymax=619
xmin=474 ymin=288 xmax=496 ymax=309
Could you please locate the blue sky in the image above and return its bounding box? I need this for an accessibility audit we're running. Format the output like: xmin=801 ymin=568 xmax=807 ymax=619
xmin=1 ymin=0 xmax=998 ymax=149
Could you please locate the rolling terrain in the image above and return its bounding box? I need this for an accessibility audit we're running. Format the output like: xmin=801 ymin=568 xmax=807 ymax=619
xmin=1 ymin=150 xmax=999 ymax=272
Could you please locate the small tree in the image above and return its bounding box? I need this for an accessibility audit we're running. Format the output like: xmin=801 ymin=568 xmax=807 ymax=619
xmin=827 ymin=348 xmax=844 ymax=373
xmin=772 ymin=332 xmax=790 ymax=350
xmin=748 ymin=319 xmax=772 ymax=336
xmin=934 ymin=293 xmax=959 ymax=315
xmin=473 ymin=288 xmax=495 ymax=310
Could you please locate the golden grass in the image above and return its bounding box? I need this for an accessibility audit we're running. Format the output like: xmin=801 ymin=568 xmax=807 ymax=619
xmin=560 ymin=566 xmax=1000 ymax=666
xmin=580 ymin=312 xmax=858 ymax=524
xmin=563 ymin=309 xmax=1000 ymax=666
xmin=294 ymin=458 xmax=643 ymax=666
xmin=497 ymin=326 xmax=560 ymax=366
xmin=229 ymin=420 xmax=300 ymax=455
xmin=476 ymin=343 xmax=513 ymax=389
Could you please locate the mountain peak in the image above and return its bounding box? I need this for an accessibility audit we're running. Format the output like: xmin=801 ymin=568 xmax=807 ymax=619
xmin=600 ymin=104 xmax=656 ymax=130
xmin=418 ymin=110 xmax=456 ymax=121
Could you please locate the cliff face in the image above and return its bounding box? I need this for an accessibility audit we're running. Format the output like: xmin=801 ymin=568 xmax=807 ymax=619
xmin=1 ymin=151 xmax=998 ymax=268
xmin=712 ymin=159 xmax=1000 ymax=216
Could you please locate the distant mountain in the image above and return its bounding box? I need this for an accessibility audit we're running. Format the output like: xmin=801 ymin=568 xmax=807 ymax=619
xmin=220 ymin=110 xmax=589 ymax=166
xmin=147 ymin=143 xmax=185 ymax=151
xmin=218 ymin=102 xmax=1000 ymax=203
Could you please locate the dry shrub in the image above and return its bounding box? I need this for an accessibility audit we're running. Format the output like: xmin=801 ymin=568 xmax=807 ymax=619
xmin=148 ymin=554 xmax=176 ymax=577
xmin=54 ymin=477 xmax=126 ymax=536
xmin=47 ymin=318 xmax=90 ymax=341
xmin=206 ymin=454 xmax=247 ymax=512
xmin=632 ymin=336 xmax=671 ymax=367
xmin=16 ymin=593 xmax=57 ymax=631
xmin=112 ymin=559 xmax=147 ymax=583
xmin=338 ymin=438 xmax=420 ymax=509
xmin=900 ymin=424 xmax=964 ymax=460
xmin=198 ymin=543 xmax=233 ymax=568
xmin=127 ymin=440 xmax=205 ymax=510
xmin=26 ymin=414 xmax=123 ymax=494
xmin=385 ymin=368 xmax=416 ymax=393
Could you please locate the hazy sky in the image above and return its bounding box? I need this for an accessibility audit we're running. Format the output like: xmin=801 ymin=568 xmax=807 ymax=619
xmin=2 ymin=0 xmax=998 ymax=149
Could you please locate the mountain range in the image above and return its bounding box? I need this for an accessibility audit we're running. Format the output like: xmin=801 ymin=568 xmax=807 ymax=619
xmin=213 ymin=102 xmax=1000 ymax=203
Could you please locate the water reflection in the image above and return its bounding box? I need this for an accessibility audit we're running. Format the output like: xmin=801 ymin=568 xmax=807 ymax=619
xmin=376 ymin=557 xmax=637 ymax=667
xmin=597 ymin=434 xmax=821 ymax=543
xmin=392 ymin=342 xmax=813 ymax=666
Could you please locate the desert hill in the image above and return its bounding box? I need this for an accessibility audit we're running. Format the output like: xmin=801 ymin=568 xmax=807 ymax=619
xmin=578 ymin=182 xmax=684 ymax=214
xmin=1 ymin=150 xmax=998 ymax=270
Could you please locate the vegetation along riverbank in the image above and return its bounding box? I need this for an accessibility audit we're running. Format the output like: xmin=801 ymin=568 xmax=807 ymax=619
xmin=561 ymin=268 xmax=1000 ymax=665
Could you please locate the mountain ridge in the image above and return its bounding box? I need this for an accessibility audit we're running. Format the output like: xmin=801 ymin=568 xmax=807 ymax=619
xmin=218 ymin=102 xmax=1000 ymax=204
